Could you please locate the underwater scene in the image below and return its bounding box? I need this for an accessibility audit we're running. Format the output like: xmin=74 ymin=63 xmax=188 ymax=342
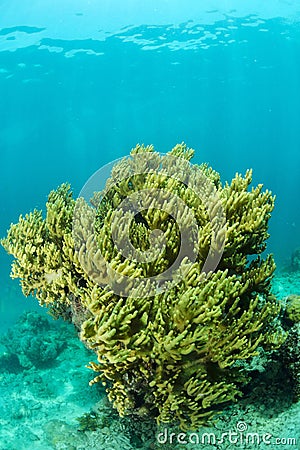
xmin=0 ymin=1 xmax=299 ymax=449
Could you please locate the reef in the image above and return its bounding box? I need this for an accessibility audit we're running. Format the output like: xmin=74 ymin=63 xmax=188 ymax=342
xmin=285 ymin=294 xmax=300 ymax=324
xmin=1 ymin=143 xmax=287 ymax=430
xmin=0 ymin=311 xmax=65 ymax=370
xmin=280 ymin=294 xmax=300 ymax=401
xmin=291 ymin=248 xmax=300 ymax=272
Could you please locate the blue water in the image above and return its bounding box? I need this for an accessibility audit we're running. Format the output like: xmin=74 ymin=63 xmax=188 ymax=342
xmin=0 ymin=3 xmax=300 ymax=449
xmin=0 ymin=1 xmax=300 ymax=320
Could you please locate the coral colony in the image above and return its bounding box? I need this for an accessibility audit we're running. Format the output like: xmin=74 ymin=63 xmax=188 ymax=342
xmin=2 ymin=143 xmax=288 ymax=430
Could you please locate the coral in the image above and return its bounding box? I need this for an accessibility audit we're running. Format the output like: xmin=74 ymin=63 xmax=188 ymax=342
xmin=0 ymin=311 xmax=65 ymax=369
xmin=76 ymin=411 xmax=99 ymax=432
xmin=280 ymin=294 xmax=300 ymax=401
xmin=285 ymin=294 xmax=300 ymax=324
xmin=1 ymin=143 xmax=286 ymax=430
xmin=280 ymin=324 xmax=300 ymax=402
xmin=291 ymin=248 xmax=300 ymax=271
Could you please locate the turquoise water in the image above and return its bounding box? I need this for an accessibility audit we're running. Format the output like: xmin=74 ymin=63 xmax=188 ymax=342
xmin=1 ymin=2 xmax=299 ymax=264
xmin=0 ymin=2 xmax=299 ymax=449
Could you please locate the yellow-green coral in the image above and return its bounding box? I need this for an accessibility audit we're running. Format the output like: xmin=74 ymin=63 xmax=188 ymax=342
xmin=1 ymin=143 xmax=286 ymax=430
xmin=285 ymin=295 xmax=300 ymax=324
